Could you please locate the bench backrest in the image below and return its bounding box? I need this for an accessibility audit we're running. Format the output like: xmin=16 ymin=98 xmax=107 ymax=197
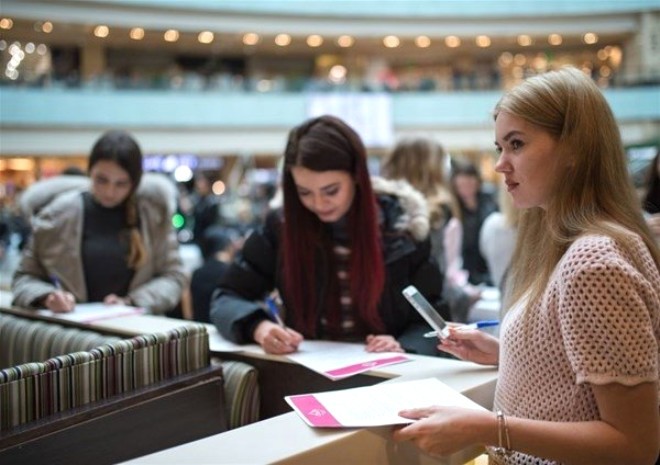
xmin=0 ymin=313 xmax=122 ymax=368
xmin=0 ymin=322 xmax=209 ymax=431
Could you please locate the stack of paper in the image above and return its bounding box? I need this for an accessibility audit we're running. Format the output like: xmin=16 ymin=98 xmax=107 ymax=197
xmin=286 ymin=377 xmax=486 ymax=428
xmin=37 ymin=302 xmax=145 ymax=324
xmin=285 ymin=340 xmax=410 ymax=380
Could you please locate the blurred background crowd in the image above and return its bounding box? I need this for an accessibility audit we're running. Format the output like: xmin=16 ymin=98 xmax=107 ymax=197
xmin=1 ymin=1 xmax=659 ymax=315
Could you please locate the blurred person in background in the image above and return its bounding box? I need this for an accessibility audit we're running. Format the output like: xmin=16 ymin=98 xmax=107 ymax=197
xmin=381 ymin=137 xmax=481 ymax=322
xmin=191 ymin=171 xmax=222 ymax=249
xmin=479 ymin=177 xmax=521 ymax=294
xmin=190 ymin=226 xmax=239 ymax=323
xmin=450 ymin=160 xmax=498 ymax=286
xmin=211 ymin=115 xmax=448 ymax=356
xmin=642 ymin=149 xmax=660 ymax=244
xmin=12 ymin=130 xmax=187 ymax=314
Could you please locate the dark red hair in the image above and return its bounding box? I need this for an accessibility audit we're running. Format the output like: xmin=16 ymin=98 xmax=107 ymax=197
xmin=281 ymin=115 xmax=385 ymax=337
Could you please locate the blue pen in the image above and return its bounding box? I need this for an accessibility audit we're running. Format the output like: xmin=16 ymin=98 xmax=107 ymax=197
xmin=265 ymin=297 xmax=286 ymax=328
xmin=423 ymin=320 xmax=500 ymax=338
xmin=50 ymin=275 xmax=62 ymax=290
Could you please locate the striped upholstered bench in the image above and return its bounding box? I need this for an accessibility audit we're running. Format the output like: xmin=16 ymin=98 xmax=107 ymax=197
xmin=0 ymin=313 xmax=259 ymax=464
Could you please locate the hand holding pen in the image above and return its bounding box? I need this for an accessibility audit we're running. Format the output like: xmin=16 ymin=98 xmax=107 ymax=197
xmin=45 ymin=276 xmax=75 ymax=313
xmin=436 ymin=320 xmax=501 ymax=366
xmin=423 ymin=320 xmax=500 ymax=338
xmin=253 ymin=296 xmax=303 ymax=355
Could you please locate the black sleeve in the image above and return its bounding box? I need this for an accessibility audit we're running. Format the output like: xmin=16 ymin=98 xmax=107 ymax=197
xmin=209 ymin=218 xmax=280 ymax=343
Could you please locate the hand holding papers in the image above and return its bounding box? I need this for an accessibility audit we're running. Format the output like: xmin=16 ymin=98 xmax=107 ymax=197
xmin=286 ymin=377 xmax=486 ymax=427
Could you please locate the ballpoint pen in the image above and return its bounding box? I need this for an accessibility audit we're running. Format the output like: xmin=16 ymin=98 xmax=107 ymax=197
xmin=423 ymin=319 xmax=500 ymax=338
xmin=265 ymin=296 xmax=286 ymax=328
xmin=50 ymin=275 xmax=62 ymax=290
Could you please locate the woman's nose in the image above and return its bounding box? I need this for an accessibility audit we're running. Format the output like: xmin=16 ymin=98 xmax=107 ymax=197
xmin=494 ymin=155 xmax=509 ymax=173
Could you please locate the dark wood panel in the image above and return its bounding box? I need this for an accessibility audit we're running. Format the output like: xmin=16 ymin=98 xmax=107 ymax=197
xmin=0 ymin=366 xmax=227 ymax=465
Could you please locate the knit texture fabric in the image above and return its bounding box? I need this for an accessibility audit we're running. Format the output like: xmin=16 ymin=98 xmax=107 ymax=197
xmin=492 ymin=233 xmax=660 ymax=465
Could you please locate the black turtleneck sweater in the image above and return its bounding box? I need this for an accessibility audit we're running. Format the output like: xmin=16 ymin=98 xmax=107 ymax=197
xmin=81 ymin=192 xmax=135 ymax=302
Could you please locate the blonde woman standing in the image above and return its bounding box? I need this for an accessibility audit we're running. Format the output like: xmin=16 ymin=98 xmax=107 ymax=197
xmin=395 ymin=67 xmax=659 ymax=464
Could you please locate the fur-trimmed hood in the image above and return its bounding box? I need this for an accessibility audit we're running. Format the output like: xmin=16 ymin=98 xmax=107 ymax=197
xmin=20 ymin=172 xmax=178 ymax=219
xmin=268 ymin=176 xmax=430 ymax=241
xmin=371 ymin=176 xmax=430 ymax=241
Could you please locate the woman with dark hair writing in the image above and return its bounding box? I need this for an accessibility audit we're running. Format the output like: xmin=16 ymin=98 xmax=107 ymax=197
xmin=210 ymin=115 xmax=447 ymax=355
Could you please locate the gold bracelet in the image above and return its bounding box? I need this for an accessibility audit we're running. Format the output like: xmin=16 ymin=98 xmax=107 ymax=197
xmin=493 ymin=409 xmax=512 ymax=458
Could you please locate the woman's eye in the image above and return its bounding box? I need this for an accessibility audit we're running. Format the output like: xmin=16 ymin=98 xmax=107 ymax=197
xmin=325 ymin=188 xmax=339 ymax=196
xmin=511 ymin=140 xmax=523 ymax=150
xmin=297 ymin=191 xmax=310 ymax=197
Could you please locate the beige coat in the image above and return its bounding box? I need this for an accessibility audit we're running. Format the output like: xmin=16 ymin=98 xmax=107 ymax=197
xmin=12 ymin=174 xmax=187 ymax=314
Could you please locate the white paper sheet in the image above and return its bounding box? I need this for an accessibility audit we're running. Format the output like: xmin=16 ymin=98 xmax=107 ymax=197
xmin=37 ymin=302 xmax=145 ymax=323
xmin=286 ymin=377 xmax=486 ymax=428
xmin=285 ymin=340 xmax=410 ymax=380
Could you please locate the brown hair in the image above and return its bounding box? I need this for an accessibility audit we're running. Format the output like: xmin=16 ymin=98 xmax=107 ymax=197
xmin=382 ymin=137 xmax=459 ymax=227
xmin=89 ymin=130 xmax=147 ymax=268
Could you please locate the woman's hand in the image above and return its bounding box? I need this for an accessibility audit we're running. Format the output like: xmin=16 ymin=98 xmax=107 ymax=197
xmin=45 ymin=291 xmax=75 ymax=312
xmin=393 ymin=406 xmax=495 ymax=457
xmin=437 ymin=326 xmax=499 ymax=366
xmin=253 ymin=320 xmax=303 ymax=355
xmin=104 ymin=294 xmax=132 ymax=306
xmin=365 ymin=334 xmax=404 ymax=353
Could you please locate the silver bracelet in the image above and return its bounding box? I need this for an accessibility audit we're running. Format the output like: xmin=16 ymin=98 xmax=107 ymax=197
xmin=493 ymin=409 xmax=512 ymax=458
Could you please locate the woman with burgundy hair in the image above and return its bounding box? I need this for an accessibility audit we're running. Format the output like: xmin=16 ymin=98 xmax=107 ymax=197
xmin=210 ymin=115 xmax=447 ymax=355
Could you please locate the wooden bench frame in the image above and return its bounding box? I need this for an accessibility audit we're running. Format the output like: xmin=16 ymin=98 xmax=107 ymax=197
xmin=0 ymin=364 xmax=227 ymax=465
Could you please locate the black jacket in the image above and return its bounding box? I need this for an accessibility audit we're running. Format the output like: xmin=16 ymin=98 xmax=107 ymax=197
xmin=210 ymin=178 xmax=448 ymax=355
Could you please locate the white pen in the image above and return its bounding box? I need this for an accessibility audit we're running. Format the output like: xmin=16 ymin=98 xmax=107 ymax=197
xmin=423 ymin=320 xmax=500 ymax=338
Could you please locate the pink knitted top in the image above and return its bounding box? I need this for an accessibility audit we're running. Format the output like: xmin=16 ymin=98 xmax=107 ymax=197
xmin=492 ymin=233 xmax=660 ymax=465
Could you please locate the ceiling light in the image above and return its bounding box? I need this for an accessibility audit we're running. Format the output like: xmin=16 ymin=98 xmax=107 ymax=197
xmin=445 ymin=36 xmax=461 ymax=48
xmin=517 ymin=35 xmax=532 ymax=46
xmin=328 ymin=65 xmax=347 ymax=84
xmin=130 ymin=27 xmax=144 ymax=40
xmin=164 ymin=29 xmax=179 ymax=42
xmin=275 ymin=34 xmax=291 ymax=46
xmin=307 ymin=35 xmax=323 ymax=47
xmin=0 ymin=18 xmax=13 ymax=30
xmin=383 ymin=35 xmax=400 ymax=48
xmin=548 ymin=34 xmax=562 ymax=46
xmin=476 ymin=35 xmax=491 ymax=47
xmin=337 ymin=35 xmax=354 ymax=47
xmin=94 ymin=25 xmax=109 ymax=38
xmin=583 ymin=32 xmax=598 ymax=45
xmin=198 ymin=31 xmax=214 ymax=44
xmin=415 ymin=36 xmax=431 ymax=48
xmin=609 ymin=47 xmax=622 ymax=67
xmin=243 ymin=33 xmax=260 ymax=45
xmin=41 ymin=21 xmax=53 ymax=33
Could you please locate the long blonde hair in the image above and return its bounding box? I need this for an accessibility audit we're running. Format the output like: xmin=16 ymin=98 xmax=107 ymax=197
xmin=382 ymin=137 xmax=459 ymax=227
xmin=496 ymin=66 xmax=660 ymax=308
